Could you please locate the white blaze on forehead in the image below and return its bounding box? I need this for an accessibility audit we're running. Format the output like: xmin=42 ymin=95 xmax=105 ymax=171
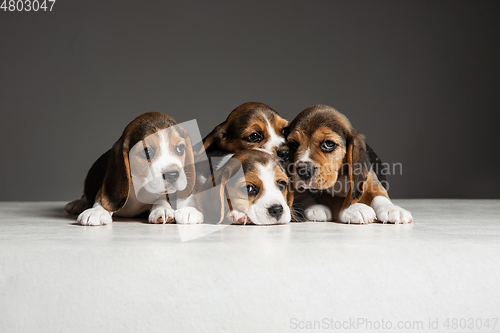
xmin=263 ymin=118 xmax=285 ymax=153
xmin=154 ymin=130 xmax=184 ymax=171
xmin=256 ymin=162 xmax=282 ymax=200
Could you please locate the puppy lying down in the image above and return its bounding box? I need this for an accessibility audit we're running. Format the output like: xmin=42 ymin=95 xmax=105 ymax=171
xmin=65 ymin=112 xmax=199 ymax=226
xmin=286 ymin=105 xmax=413 ymax=224
xmin=193 ymin=149 xmax=294 ymax=225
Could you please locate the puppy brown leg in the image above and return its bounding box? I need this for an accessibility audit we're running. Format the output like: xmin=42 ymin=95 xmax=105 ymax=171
xmin=338 ymin=171 xmax=381 ymax=224
xmin=358 ymin=171 xmax=413 ymax=224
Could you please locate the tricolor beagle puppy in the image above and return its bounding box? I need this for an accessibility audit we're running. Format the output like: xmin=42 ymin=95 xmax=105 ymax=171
xmin=202 ymin=102 xmax=290 ymax=163
xmin=65 ymin=112 xmax=198 ymax=226
xmin=196 ymin=149 xmax=293 ymax=225
xmin=287 ymin=105 xmax=413 ymax=224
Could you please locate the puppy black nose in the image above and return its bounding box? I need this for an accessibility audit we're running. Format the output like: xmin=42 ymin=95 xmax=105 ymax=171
xmin=162 ymin=170 xmax=179 ymax=183
xmin=267 ymin=204 xmax=284 ymax=219
xmin=296 ymin=165 xmax=315 ymax=180
xmin=276 ymin=149 xmax=290 ymax=162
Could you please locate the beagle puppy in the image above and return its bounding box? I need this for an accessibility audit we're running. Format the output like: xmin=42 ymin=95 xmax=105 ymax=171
xmin=287 ymin=105 xmax=413 ymax=224
xmin=202 ymin=102 xmax=290 ymax=163
xmin=196 ymin=149 xmax=293 ymax=225
xmin=65 ymin=112 xmax=198 ymax=226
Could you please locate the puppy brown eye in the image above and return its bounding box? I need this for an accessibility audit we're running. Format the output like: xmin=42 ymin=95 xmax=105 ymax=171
xmin=247 ymin=132 xmax=263 ymax=143
xmin=140 ymin=146 xmax=155 ymax=160
xmin=175 ymin=144 xmax=185 ymax=156
xmin=320 ymin=140 xmax=337 ymax=153
xmin=242 ymin=184 xmax=258 ymax=196
xmin=277 ymin=180 xmax=287 ymax=192
xmin=280 ymin=127 xmax=290 ymax=138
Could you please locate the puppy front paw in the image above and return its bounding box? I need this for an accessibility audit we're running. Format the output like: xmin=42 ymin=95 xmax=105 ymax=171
xmin=339 ymin=203 xmax=376 ymax=224
xmin=175 ymin=207 xmax=204 ymax=224
xmin=305 ymin=204 xmax=332 ymax=222
xmin=65 ymin=199 xmax=91 ymax=215
xmin=374 ymin=204 xmax=413 ymax=224
xmin=148 ymin=207 xmax=175 ymax=224
xmin=77 ymin=207 xmax=112 ymax=226
xmin=228 ymin=210 xmax=251 ymax=224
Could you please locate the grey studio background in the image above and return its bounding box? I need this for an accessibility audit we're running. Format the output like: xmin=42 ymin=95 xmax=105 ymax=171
xmin=1 ymin=0 xmax=499 ymax=201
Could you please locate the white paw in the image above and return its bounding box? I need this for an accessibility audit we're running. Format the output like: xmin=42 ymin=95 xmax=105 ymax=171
xmin=227 ymin=210 xmax=251 ymax=224
xmin=77 ymin=207 xmax=112 ymax=226
xmin=374 ymin=204 xmax=413 ymax=224
xmin=148 ymin=207 xmax=175 ymax=224
xmin=305 ymin=204 xmax=332 ymax=222
xmin=339 ymin=203 xmax=376 ymax=224
xmin=65 ymin=199 xmax=91 ymax=215
xmin=175 ymin=207 xmax=204 ymax=224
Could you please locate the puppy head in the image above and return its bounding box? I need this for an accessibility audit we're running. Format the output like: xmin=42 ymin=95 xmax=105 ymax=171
xmin=210 ymin=150 xmax=293 ymax=225
xmin=287 ymin=105 xmax=368 ymax=203
xmin=203 ymin=102 xmax=291 ymax=164
xmin=101 ymin=112 xmax=195 ymax=212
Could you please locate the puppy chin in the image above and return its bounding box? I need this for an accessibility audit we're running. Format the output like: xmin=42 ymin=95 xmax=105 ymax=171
xmin=293 ymin=176 xmax=337 ymax=191
xmin=293 ymin=178 xmax=314 ymax=190
xmin=143 ymin=180 xmax=179 ymax=194
xmin=292 ymin=177 xmax=322 ymax=191
xmin=247 ymin=206 xmax=291 ymax=225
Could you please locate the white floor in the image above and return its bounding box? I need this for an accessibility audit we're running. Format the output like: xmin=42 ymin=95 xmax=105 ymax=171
xmin=1 ymin=200 xmax=499 ymax=332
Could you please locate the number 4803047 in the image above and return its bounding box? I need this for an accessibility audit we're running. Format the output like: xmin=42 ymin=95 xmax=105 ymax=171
xmin=1 ymin=0 xmax=56 ymax=11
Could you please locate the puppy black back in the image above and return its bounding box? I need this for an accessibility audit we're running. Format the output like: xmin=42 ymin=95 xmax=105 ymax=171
xmin=366 ymin=144 xmax=388 ymax=189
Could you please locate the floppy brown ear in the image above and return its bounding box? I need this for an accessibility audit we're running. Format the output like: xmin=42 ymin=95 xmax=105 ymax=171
xmin=342 ymin=131 xmax=368 ymax=210
xmin=177 ymin=134 xmax=196 ymax=198
xmin=202 ymin=158 xmax=240 ymax=223
xmin=286 ymin=184 xmax=294 ymax=209
xmin=286 ymin=184 xmax=299 ymax=221
xmin=202 ymin=123 xmax=227 ymax=152
xmin=217 ymin=168 xmax=232 ymax=224
xmin=218 ymin=159 xmax=246 ymax=223
xmin=101 ymin=136 xmax=131 ymax=212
